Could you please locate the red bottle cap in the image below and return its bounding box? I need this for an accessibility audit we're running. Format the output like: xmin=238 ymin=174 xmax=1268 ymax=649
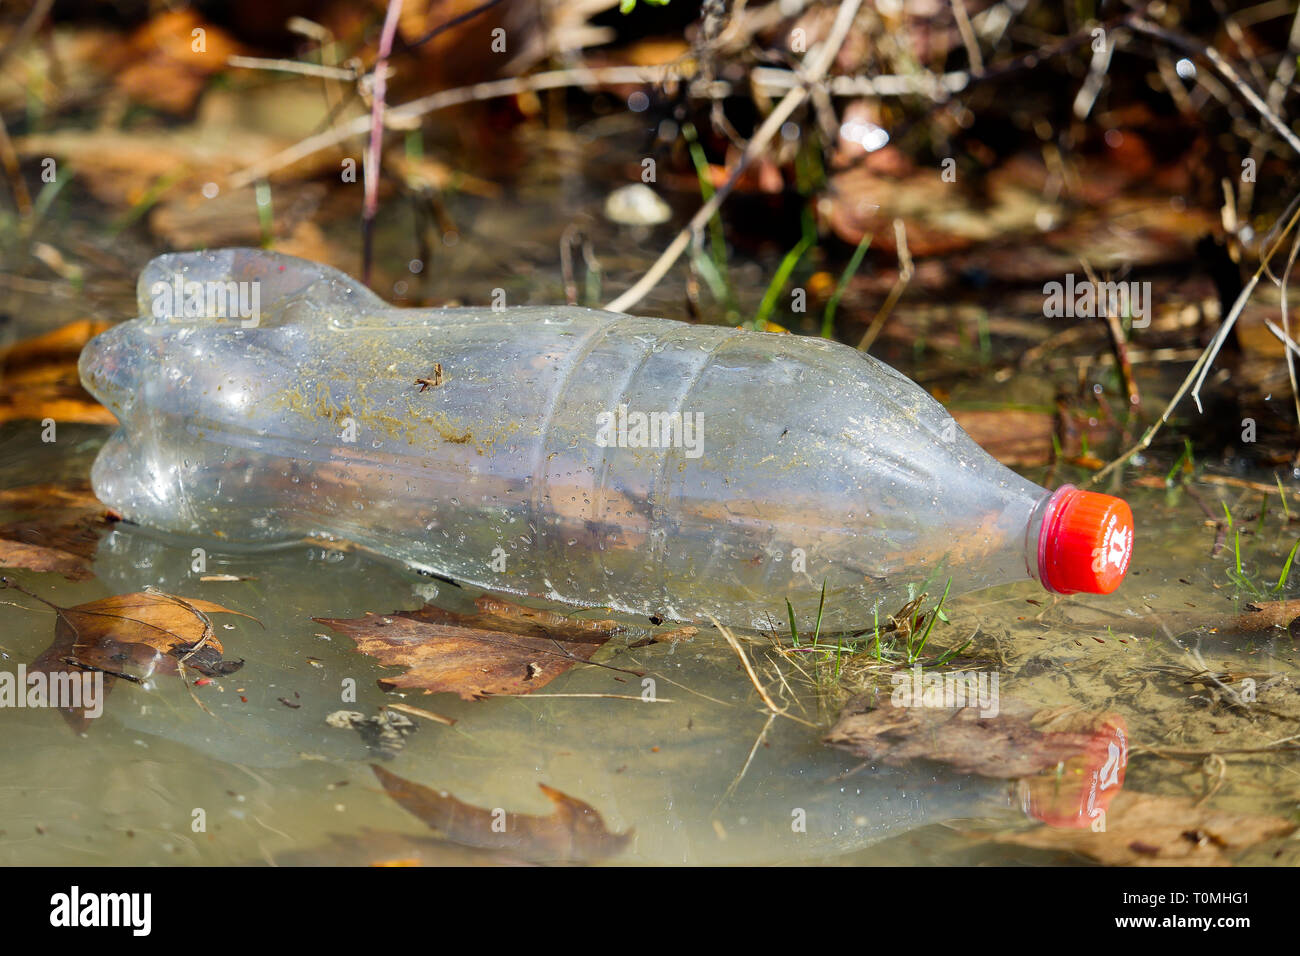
xmin=1038 ymin=486 xmax=1133 ymax=595
xmin=1018 ymin=714 xmax=1128 ymax=828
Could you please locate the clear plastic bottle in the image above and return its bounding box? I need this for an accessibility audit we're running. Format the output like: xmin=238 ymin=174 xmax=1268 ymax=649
xmin=79 ymin=249 xmax=1133 ymax=631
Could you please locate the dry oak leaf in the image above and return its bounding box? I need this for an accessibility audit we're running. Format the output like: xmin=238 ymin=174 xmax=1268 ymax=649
xmin=315 ymin=595 xmax=621 ymax=700
xmin=372 ymin=764 xmax=631 ymax=862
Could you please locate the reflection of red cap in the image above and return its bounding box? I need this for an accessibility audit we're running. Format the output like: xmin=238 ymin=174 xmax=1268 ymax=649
xmin=1019 ymin=714 xmax=1128 ymax=828
xmin=1039 ymin=486 xmax=1134 ymax=595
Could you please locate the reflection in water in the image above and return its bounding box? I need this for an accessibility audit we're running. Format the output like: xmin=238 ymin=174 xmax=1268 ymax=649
xmin=0 ymin=520 xmax=1127 ymax=865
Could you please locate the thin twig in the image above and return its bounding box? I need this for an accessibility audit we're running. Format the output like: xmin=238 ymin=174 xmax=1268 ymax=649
xmin=227 ymin=55 xmax=358 ymax=81
xmin=1128 ymin=15 xmax=1300 ymax=158
xmin=0 ymin=112 xmax=31 ymax=215
xmin=1278 ymin=227 xmax=1300 ymax=437
xmin=604 ymin=0 xmax=865 ymax=314
xmin=1072 ymin=17 xmax=1115 ymax=120
xmin=1135 ymin=742 xmax=1300 ymax=757
xmin=1080 ymin=259 xmax=1140 ymax=410
xmin=707 ymin=614 xmax=783 ymax=714
xmin=395 ymin=0 xmax=510 ymax=55
xmin=0 ymin=0 xmax=53 ymax=75
xmin=721 ymin=711 xmax=777 ymax=802
xmin=228 ymin=66 xmax=681 ymax=189
xmin=362 ymin=0 xmax=405 ymax=285
xmin=1092 ymin=199 xmax=1300 ymax=483
xmin=383 ymin=701 xmax=457 ymax=726
xmin=950 ymin=0 xmax=984 ymax=72
xmin=857 ymin=218 xmax=912 ymax=352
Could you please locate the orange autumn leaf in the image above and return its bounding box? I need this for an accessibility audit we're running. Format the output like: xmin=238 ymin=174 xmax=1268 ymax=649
xmin=0 ymin=320 xmax=117 ymax=426
xmin=3 ymin=580 xmax=253 ymax=732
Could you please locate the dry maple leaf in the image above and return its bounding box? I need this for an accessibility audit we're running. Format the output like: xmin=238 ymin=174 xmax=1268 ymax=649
xmin=4 ymin=579 xmax=253 ymax=732
xmin=372 ymin=764 xmax=632 ymax=862
xmin=315 ymin=595 xmax=625 ymax=700
xmin=991 ymin=790 xmax=1295 ymax=866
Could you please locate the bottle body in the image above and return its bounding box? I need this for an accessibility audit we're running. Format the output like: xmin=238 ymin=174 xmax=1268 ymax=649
xmin=80 ymin=249 xmax=1123 ymax=630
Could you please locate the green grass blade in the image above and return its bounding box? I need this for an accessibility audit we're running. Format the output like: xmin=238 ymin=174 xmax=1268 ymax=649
xmin=754 ymin=209 xmax=816 ymax=328
xmin=821 ymin=233 xmax=871 ymax=338
xmin=1274 ymin=538 xmax=1300 ymax=593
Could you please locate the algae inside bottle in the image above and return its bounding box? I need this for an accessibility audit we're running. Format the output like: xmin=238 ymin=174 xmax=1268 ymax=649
xmin=78 ymin=248 xmax=1134 ymax=630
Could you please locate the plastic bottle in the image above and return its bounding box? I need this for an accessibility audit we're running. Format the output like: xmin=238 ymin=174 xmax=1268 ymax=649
xmin=79 ymin=248 xmax=1134 ymax=631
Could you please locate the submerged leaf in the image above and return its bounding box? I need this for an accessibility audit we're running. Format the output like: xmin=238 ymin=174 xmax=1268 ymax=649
xmin=317 ymin=613 xmax=605 ymax=700
xmin=1226 ymin=600 xmax=1300 ymax=634
xmin=272 ymin=827 xmax=532 ymax=867
xmin=416 ymin=594 xmax=621 ymax=643
xmin=315 ymin=595 xmax=621 ymax=700
xmin=372 ymin=764 xmax=632 ymax=862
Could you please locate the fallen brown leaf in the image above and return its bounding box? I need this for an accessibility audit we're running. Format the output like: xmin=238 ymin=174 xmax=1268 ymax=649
xmin=0 ymin=539 xmax=91 ymax=581
xmin=630 ymin=625 xmax=699 ymax=648
xmin=317 ymin=612 xmax=608 ymax=700
xmin=0 ymin=482 xmax=117 ymax=580
xmin=107 ymin=10 xmax=241 ymax=114
xmin=1224 ymin=600 xmax=1300 ymax=635
xmin=992 ymin=790 xmax=1295 ymax=865
xmin=451 ymin=594 xmax=621 ymax=642
xmin=0 ymin=320 xmax=116 ymax=425
xmin=51 ymin=590 xmax=255 ymax=678
xmin=315 ymin=595 xmax=623 ymax=700
xmin=3 ymin=580 xmax=252 ymax=731
xmin=372 ymin=764 xmax=632 ymax=862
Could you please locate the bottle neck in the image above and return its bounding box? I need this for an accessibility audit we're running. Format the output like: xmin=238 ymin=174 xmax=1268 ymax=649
xmin=1024 ymin=484 xmax=1075 ymax=593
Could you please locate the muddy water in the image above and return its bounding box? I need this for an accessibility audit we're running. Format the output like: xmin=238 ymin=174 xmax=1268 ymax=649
xmin=3 ymin=428 xmax=1297 ymax=865
xmin=1 ymin=124 xmax=1298 ymax=865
